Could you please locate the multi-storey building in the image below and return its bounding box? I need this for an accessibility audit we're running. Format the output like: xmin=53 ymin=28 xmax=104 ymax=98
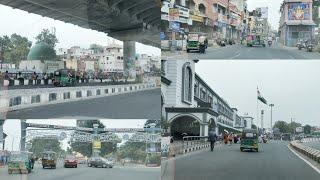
xmin=161 ymin=59 xmax=251 ymax=139
xmin=279 ymin=0 xmax=316 ymax=46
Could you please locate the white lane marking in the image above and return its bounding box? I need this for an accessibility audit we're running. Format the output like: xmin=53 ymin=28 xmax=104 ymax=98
xmin=287 ymin=144 xmax=320 ymax=175
xmin=230 ymin=51 xmax=241 ymax=59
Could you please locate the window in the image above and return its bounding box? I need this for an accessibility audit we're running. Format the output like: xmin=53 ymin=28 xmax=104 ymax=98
xmin=182 ymin=62 xmax=192 ymax=104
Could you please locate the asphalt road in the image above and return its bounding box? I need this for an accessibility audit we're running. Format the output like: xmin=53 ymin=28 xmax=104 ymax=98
xmin=304 ymin=142 xmax=320 ymax=150
xmin=166 ymin=44 xmax=320 ymax=60
xmin=6 ymin=88 xmax=160 ymax=119
xmin=162 ymin=141 xmax=320 ymax=180
xmin=0 ymin=163 xmax=160 ymax=180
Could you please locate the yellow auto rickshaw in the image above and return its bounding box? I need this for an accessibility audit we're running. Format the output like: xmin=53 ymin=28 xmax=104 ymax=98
xmin=42 ymin=151 xmax=57 ymax=169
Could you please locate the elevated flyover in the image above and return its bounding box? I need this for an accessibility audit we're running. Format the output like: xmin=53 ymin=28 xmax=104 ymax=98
xmin=0 ymin=0 xmax=161 ymax=77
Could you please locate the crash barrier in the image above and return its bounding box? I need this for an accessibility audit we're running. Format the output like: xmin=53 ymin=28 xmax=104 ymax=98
xmin=290 ymin=140 xmax=320 ymax=163
xmin=0 ymin=82 xmax=157 ymax=112
xmin=301 ymin=137 xmax=320 ymax=143
xmin=2 ymin=78 xmax=136 ymax=87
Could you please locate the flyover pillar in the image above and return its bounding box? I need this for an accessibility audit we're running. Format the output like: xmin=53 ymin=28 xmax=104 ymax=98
xmin=0 ymin=120 xmax=4 ymax=150
xmin=123 ymin=41 xmax=136 ymax=79
xmin=20 ymin=120 xmax=27 ymax=151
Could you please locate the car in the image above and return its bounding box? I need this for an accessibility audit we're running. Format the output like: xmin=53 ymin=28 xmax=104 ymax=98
xmin=64 ymin=155 xmax=78 ymax=168
xmin=87 ymin=157 xmax=113 ymax=168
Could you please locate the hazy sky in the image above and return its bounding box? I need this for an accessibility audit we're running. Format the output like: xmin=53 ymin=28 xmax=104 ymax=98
xmin=0 ymin=5 xmax=160 ymax=56
xmin=2 ymin=119 xmax=147 ymax=151
xmin=247 ymin=0 xmax=282 ymax=30
xmin=196 ymin=60 xmax=320 ymax=128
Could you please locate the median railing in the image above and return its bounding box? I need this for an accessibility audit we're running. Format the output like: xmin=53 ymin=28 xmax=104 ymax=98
xmin=2 ymin=78 xmax=136 ymax=87
xmin=301 ymin=137 xmax=320 ymax=143
xmin=0 ymin=82 xmax=157 ymax=112
xmin=165 ymin=136 xmax=221 ymax=158
xmin=290 ymin=140 xmax=320 ymax=163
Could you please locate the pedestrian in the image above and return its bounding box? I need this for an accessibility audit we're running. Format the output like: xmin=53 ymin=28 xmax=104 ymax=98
xmin=209 ymin=129 xmax=217 ymax=151
xmin=4 ymin=70 xmax=10 ymax=80
xmin=223 ymin=133 xmax=228 ymax=145
xmin=228 ymin=133 xmax=233 ymax=145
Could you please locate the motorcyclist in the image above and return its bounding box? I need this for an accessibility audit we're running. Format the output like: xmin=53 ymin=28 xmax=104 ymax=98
xmin=267 ymin=36 xmax=273 ymax=47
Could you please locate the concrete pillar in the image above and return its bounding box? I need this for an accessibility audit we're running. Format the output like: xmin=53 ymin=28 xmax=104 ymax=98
xmin=123 ymin=41 xmax=136 ymax=79
xmin=20 ymin=120 xmax=27 ymax=151
xmin=0 ymin=120 xmax=4 ymax=150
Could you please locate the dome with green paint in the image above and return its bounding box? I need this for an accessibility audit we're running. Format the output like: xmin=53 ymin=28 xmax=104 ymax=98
xmin=27 ymin=42 xmax=57 ymax=61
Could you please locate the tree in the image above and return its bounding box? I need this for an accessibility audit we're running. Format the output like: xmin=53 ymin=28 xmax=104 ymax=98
xmin=89 ymin=44 xmax=104 ymax=54
xmin=35 ymin=29 xmax=59 ymax=49
xmin=1 ymin=34 xmax=32 ymax=65
xmin=273 ymin=121 xmax=290 ymax=133
xmin=69 ymin=120 xmax=118 ymax=157
xmin=28 ymin=138 xmax=63 ymax=158
xmin=251 ymin=124 xmax=257 ymax=130
xmin=303 ymin=125 xmax=312 ymax=134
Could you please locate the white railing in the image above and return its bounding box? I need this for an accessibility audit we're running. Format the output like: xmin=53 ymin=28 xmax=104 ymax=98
xmin=2 ymin=78 xmax=136 ymax=86
xmin=0 ymin=82 xmax=157 ymax=112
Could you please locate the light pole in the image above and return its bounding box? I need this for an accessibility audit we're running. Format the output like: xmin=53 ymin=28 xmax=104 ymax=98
xmin=269 ymin=104 xmax=274 ymax=130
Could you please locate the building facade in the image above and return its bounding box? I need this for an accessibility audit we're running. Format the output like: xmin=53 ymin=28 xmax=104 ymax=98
xmin=161 ymin=0 xmax=247 ymax=50
xmin=161 ymin=59 xmax=251 ymax=139
xmin=279 ymin=0 xmax=316 ymax=46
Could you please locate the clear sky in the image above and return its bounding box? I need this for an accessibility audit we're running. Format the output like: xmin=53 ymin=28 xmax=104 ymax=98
xmin=247 ymin=0 xmax=282 ymax=30
xmin=2 ymin=119 xmax=147 ymax=151
xmin=0 ymin=4 xmax=160 ymax=56
xmin=196 ymin=60 xmax=320 ymax=128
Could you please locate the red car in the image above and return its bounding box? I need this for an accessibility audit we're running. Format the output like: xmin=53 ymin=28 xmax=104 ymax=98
xmin=64 ymin=155 xmax=78 ymax=168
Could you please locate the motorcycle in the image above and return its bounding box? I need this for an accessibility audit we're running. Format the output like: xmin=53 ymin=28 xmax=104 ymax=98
xmin=306 ymin=43 xmax=313 ymax=52
xmin=298 ymin=41 xmax=305 ymax=50
xmin=268 ymin=40 xmax=272 ymax=47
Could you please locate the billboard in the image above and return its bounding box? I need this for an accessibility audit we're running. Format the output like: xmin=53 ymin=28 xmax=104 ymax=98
xmin=288 ymin=3 xmax=311 ymax=20
xmin=296 ymin=127 xmax=303 ymax=133
xmin=258 ymin=7 xmax=268 ymax=19
xmin=93 ymin=140 xmax=101 ymax=149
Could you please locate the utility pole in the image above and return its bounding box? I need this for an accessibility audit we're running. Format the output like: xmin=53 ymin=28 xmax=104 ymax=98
xmin=227 ymin=0 xmax=230 ymax=40
xmin=269 ymin=104 xmax=274 ymax=130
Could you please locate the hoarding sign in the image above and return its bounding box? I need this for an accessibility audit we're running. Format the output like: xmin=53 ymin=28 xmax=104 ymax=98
xmin=288 ymin=3 xmax=311 ymax=20
xmin=296 ymin=127 xmax=303 ymax=133
xmin=256 ymin=7 xmax=268 ymax=19
xmin=169 ymin=21 xmax=180 ymax=32
xmin=93 ymin=140 xmax=101 ymax=149
xmin=169 ymin=8 xmax=179 ymax=21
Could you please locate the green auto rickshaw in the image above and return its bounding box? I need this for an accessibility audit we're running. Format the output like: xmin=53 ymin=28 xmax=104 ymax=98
xmin=246 ymin=34 xmax=266 ymax=47
xmin=42 ymin=151 xmax=57 ymax=169
xmin=53 ymin=69 xmax=76 ymax=87
xmin=240 ymin=129 xmax=259 ymax=152
xmin=8 ymin=151 xmax=34 ymax=174
xmin=186 ymin=32 xmax=208 ymax=53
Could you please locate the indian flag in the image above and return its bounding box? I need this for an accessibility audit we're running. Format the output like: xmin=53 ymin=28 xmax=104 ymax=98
xmin=257 ymin=87 xmax=267 ymax=105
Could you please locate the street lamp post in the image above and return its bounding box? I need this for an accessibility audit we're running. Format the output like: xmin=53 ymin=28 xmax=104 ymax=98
xmin=269 ymin=104 xmax=274 ymax=130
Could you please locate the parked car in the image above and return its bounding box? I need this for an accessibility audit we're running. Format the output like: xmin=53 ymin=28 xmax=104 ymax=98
xmin=87 ymin=157 xmax=113 ymax=168
xmin=64 ymin=155 xmax=78 ymax=168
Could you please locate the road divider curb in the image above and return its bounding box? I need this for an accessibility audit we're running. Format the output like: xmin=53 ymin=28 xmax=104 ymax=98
xmin=290 ymin=140 xmax=320 ymax=163
xmin=0 ymin=82 xmax=157 ymax=112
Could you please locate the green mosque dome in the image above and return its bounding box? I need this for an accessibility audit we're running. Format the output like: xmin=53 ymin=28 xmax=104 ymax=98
xmin=27 ymin=42 xmax=56 ymax=61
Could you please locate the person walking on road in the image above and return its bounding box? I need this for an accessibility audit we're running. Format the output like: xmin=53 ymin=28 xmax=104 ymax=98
xmin=223 ymin=133 xmax=228 ymax=145
xmin=209 ymin=129 xmax=217 ymax=151
xmin=228 ymin=133 xmax=233 ymax=145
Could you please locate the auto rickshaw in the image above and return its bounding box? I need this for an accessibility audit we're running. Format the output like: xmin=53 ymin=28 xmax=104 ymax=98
xmin=53 ymin=69 xmax=76 ymax=87
xmin=186 ymin=32 xmax=208 ymax=53
xmin=42 ymin=151 xmax=57 ymax=169
xmin=246 ymin=34 xmax=266 ymax=47
xmin=240 ymin=129 xmax=259 ymax=152
xmin=8 ymin=151 xmax=34 ymax=174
